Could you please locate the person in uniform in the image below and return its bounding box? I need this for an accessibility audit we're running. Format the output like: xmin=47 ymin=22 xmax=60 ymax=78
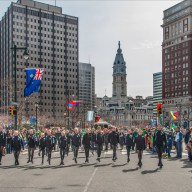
xmin=96 ymin=127 xmax=104 ymax=162
xmin=135 ymin=130 xmax=146 ymax=167
xmin=154 ymin=125 xmax=167 ymax=168
xmin=71 ymin=128 xmax=81 ymax=163
xmin=109 ymin=127 xmax=119 ymax=162
xmin=90 ymin=128 xmax=96 ymax=155
xmin=12 ymin=130 xmax=24 ymax=165
xmin=125 ymin=129 xmax=133 ymax=163
xmin=45 ymin=130 xmax=55 ymax=165
xmin=27 ymin=129 xmax=37 ymax=164
xmin=58 ymin=131 xmax=67 ymax=165
xmin=39 ymin=133 xmax=46 ymax=165
xmin=66 ymin=130 xmax=72 ymax=156
xmin=0 ymin=126 xmax=6 ymax=165
xmin=82 ymin=128 xmax=91 ymax=163
xmin=103 ymin=128 xmax=109 ymax=151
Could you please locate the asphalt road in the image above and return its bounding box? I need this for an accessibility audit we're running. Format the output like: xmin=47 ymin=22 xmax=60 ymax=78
xmin=0 ymin=148 xmax=191 ymax=192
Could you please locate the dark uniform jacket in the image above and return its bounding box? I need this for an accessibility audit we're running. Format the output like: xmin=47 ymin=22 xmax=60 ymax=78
xmin=0 ymin=131 xmax=6 ymax=147
xmin=72 ymin=133 xmax=81 ymax=147
xmin=154 ymin=131 xmax=167 ymax=147
xmin=96 ymin=133 xmax=104 ymax=145
xmin=45 ymin=135 xmax=55 ymax=148
xmin=90 ymin=132 xmax=96 ymax=142
xmin=58 ymin=136 xmax=67 ymax=148
xmin=12 ymin=136 xmax=24 ymax=151
xmin=109 ymin=131 xmax=119 ymax=145
xmin=135 ymin=135 xmax=145 ymax=150
xmin=39 ymin=137 xmax=46 ymax=149
xmin=66 ymin=133 xmax=72 ymax=144
xmin=27 ymin=134 xmax=37 ymax=148
xmin=104 ymin=133 xmax=109 ymax=143
xmin=82 ymin=133 xmax=91 ymax=148
xmin=125 ymin=134 xmax=133 ymax=147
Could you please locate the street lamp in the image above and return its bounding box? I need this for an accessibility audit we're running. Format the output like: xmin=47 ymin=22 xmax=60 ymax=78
xmin=35 ymin=102 xmax=39 ymax=132
xmin=176 ymin=103 xmax=182 ymax=127
xmin=10 ymin=45 xmax=29 ymax=130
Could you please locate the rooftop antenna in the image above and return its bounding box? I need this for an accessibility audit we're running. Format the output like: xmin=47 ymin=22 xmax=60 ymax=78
xmin=105 ymin=89 xmax=107 ymax=96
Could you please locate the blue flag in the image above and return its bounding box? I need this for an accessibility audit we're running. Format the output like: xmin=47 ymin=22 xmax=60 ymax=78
xmin=24 ymin=68 xmax=44 ymax=97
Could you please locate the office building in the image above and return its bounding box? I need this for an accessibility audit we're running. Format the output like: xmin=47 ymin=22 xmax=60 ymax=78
xmin=0 ymin=0 xmax=79 ymax=120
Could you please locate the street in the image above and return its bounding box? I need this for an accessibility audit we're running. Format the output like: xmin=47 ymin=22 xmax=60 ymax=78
xmin=0 ymin=148 xmax=191 ymax=192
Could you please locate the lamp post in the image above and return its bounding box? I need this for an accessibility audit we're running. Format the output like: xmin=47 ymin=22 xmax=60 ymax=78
xmin=65 ymin=90 xmax=74 ymax=130
xmin=35 ymin=102 xmax=39 ymax=132
xmin=176 ymin=103 xmax=182 ymax=127
xmin=10 ymin=45 xmax=29 ymax=130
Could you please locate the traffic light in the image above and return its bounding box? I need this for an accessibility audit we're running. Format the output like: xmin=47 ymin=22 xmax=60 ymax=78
xmin=9 ymin=106 xmax=14 ymax=116
xmin=157 ymin=103 xmax=162 ymax=115
xmin=13 ymin=107 xmax=17 ymax=116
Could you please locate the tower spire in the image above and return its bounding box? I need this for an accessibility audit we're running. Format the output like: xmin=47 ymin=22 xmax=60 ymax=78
xmin=118 ymin=41 xmax=120 ymax=49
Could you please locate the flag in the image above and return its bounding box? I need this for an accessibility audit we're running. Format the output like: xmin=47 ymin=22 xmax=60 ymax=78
xmin=72 ymin=100 xmax=81 ymax=107
xmin=24 ymin=68 xmax=44 ymax=97
xmin=95 ymin=115 xmax=101 ymax=123
xmin=66 ymin=101 xmax=74 ymax=111
xmin=170 ymin=111 xmax=178 ymax=120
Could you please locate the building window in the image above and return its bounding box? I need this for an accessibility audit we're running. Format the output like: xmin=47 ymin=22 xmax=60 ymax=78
xmin=183 ymin=18 xmax=188 ymax=32
xmin=165 ymin=27 xmax=169 ymax=40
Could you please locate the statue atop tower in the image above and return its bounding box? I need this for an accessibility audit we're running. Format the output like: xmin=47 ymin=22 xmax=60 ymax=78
xmin=112 ymin=41 xmax=127 ymax=99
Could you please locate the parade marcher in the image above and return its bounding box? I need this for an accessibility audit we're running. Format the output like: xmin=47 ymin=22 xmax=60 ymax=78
xmin=27 ymin=129 xmax=37 ymax=164
xmin=82 ymin=128 xmax=91 ymax=163
xmin=103 ymin=128 xmax=109 ymax=151
xmin=132 ymin=129 xmax=138 ymax=151
xmin=0 ymin=126 xmax=6 ymax=165
xmin=6 ymin=131 xmax=13 ymax=154
xmin=66 ymin=130 xmax=72 ymax=156
xmin=154 ymin=125 xmax=167 ymax=168
xmin=71 ymin=128 xmax=81 ymax=163
xmin=119 ymin=131 xmax=125 ymax=150
xmin=58 ymin=131 xmax=67 ymax=165
xmin=166 ymin=131 xmax=173 ymax=158
xmin=135 ymin=130 xmax=145 ymax=167
xmin=12 ymin=130 xmax=24 ymax=165
xmin=45 ymin=130 xmax=55 ymax=165
xmin=184 ymin=127 xmax=192 ymax=162
xmin=174 ymin=127 xmax=183 ymax=159
xmin=39 ymin=133 xmax=46 ymax=165
xmin=109 ymin=127 xmax=119 ymax=162
xmin=90 ymin=128 xmax=96 ymax=155
xmin=125 ymin=129 xmax=133 ymax=163
xmin=96 ymin=127 xmax=104 ymax=162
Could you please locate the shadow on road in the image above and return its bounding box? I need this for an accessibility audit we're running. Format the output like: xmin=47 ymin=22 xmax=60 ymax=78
xmin=141 ymin=168 xmax=159 ymax=175
xmin=180 ymin=158 xmax=192 ymax=169
xmin=94 ymin=163 xmax=112 ymax=167
xmin=122 ymin=167 xmax=139 ymax=173
xmin=112 ymin=163 xmax=127 ymax=168
xmin=78 ymin=163 xmax=96 ymax=167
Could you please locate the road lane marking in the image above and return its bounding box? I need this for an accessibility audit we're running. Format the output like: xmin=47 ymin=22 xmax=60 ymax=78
xmin=83 ymin=168 xmax=98 ymax=192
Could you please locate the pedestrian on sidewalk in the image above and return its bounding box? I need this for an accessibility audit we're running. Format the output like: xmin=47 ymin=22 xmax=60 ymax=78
xmin=135 ymin=130 xmax=145 ymax=167
xmin=185 ymin=127 xmax=192 ymax=162
xmin=125 ymin=129 xmax=133 ymax=163
xmin=82 ymin=128 xmax=91 ymax=163
xmin=0 ymin=126 xmax=6 ymax=165
xmin=175 ymin=127 xmax=183 ymax=159
xmin=12 ymin=130 xmax=24 ymax=165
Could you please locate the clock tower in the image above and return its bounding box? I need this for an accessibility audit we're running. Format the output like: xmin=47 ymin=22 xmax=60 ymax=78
xmin=112 ymin=41 xmax=127 ymax=99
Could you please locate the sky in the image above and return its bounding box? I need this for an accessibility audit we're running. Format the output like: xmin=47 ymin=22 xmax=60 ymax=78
xmin=0 ymin=0 xmax=181 ymax=98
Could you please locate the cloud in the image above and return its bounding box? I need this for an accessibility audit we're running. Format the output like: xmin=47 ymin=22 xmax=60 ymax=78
xmin=133 ymin=40 xmax=161 ymax=50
